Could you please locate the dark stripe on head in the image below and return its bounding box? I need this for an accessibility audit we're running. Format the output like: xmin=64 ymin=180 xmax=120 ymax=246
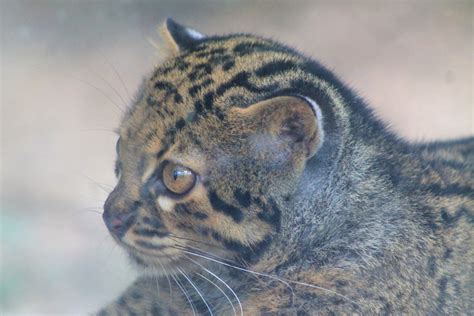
xmin=215 ymin=71 xmax=278 ymax=96
xmin=222 ymin=60 xmax=235 ymax=71
xmin=188 ymin=78 xmax=213 ymax=97
xmin=188 ymin=63 xmax=213 ymax=81
xmin=208 ymin=190 xmax=244 ymax=222
xmin=154 ymin=81 xmax=183 ymax=104
xmin=195 ymin=48 xmax=226 ymax=58
xmin=255 ymin=60 xmax=297 ymax=77
xmin=233 ymin=42 xmax=274 ymax=56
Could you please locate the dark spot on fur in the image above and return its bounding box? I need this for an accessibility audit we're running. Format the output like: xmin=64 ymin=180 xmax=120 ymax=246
xmin=188 ymin=78 xmax=213 ymax=97
xmin=222 ymin=60 xmax=235 ymax=71
xmin=427 ymin=256 xmax=437 ymax=277
xmin=436 ymin=276 xmax=448 ymax=311
xmin=234 ymin=189 xmax=252 ymax=208
xmin=255 ymin=60 xmax=297 ymax=77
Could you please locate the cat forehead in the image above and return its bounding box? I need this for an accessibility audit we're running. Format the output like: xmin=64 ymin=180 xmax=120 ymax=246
xmin=120 ymin=35 xmax=304 ymax=142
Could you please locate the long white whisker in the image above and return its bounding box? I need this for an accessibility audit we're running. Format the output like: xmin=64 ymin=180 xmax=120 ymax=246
xmin=81 ymin=174 xmax=113 ymax=194
xmin=182 ymin=249 xmax=363 ymax=310
xmin=181 ymin=249 xmax=294 ymax=299
xmin=196 ymin=272 xmax=237 ymax=316
xmin=156 ymin=258 xmax=173 ymax=302
xmin=150 ymin=264 xmax=161 ymax=295
xmin=86 ymin=64 xmax=128 ymax=109
xmin=171 ymin=273 xmax=196 ymax=316
xmin=97 ymin=49 xmax=132 ymax=102
xmin=168 ymin=236 xmax=237 ymax=264
xmin=185 ymin=256 xmax=243 ymax=316
xmin=177 ymin=267 xmax=214 ymax=316
xmin=67 ymin=74 xmax=124 ymax=113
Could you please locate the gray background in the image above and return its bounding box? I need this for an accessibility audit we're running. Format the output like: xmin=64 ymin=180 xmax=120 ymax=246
xmin=1 ymin=0 xmax=473 ymax=314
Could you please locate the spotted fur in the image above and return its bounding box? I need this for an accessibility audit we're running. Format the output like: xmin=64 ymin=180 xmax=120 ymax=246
xmin=98 ymin=19 xmax=473 ymax=315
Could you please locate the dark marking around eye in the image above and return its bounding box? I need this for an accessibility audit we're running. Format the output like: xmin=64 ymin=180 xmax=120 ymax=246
xmin=156 ymin=146 xmax=169 ymax=160
xmin=255 ymin=60 xmax=297 ymax=77
xmin=208 ymin=190 xmax=244 ymax=222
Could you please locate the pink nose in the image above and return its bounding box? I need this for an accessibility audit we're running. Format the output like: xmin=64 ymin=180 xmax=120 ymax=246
xmin=102 ymin=210 xmax=136 ymax=239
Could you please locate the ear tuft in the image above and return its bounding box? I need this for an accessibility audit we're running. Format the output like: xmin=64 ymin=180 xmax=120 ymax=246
xmin=161 ymin=18 xmax=206 ymax=53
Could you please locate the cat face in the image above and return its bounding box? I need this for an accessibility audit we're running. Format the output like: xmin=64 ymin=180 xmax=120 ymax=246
xmin=103 ymin=19 xmax=324 ymax=271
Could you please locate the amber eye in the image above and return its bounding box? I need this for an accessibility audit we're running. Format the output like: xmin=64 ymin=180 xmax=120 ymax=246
xmin=162 ymin=162 xmax=196 ymax=195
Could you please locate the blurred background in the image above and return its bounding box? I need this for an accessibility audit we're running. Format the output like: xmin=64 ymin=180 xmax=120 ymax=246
xmin=1 ymin=0 xmax=472 ymax=314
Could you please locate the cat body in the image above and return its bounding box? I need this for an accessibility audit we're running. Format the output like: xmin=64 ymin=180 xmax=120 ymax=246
xmin=98 ymin=19 xmax=473 ymax=315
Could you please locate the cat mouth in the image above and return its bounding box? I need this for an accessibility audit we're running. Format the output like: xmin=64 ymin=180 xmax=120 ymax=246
xmin=117 ymin=238 xmax=185 ymax=269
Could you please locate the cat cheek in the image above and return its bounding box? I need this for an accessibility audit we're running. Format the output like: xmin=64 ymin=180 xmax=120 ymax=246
xmin=157 ymin=196 xmax=176 ymax=212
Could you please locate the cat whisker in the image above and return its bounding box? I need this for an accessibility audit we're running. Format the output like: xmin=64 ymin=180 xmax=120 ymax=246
xmin=156 ymin=257 xmax=173 ymax=302
xmin=97 ymin=49 xmax=132 ymax=102
xmin=177 ymin=267 xmax=214 ymax=316
xmin=86 ymin=63 xmax=129 ymax=109
xmin=196 ymin=272 xmax=237 ymax=316
xmin=72 ymin=207 xmax=103 ymax=215
xmin=66 ymin=73 xmax=125 ymax=113
xmin=169 ymin=234 xmax=229 ymax=252
xmin=168 ymin=236 xmax=238 ymax=264
xmin=180 ymin=248 xmax=295 ymax=304
xmin=171 ymin=273 xmax=196 ymax=316
xmin=81 ymin=174 xmax=113 ymax=194
xmin=150 ymin=264 xmax=161 ymax=296
xmin=185 ymin=256 xmax=243 ymax=316
xmin=181 ymin=249 xmax=364 ymax=310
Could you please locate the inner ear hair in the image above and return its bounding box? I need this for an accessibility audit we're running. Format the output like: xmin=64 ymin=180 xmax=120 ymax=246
xmin=233 ymin=95 xmax=324 ymax=158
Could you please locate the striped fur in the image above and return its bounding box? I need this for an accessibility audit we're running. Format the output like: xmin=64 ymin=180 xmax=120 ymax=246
xmin=98 ymin=19 xmax=473 ymax=315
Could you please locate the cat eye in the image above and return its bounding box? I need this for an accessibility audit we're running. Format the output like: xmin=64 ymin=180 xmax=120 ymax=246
xmin=162 ymin=162 xmax=196 ymax=195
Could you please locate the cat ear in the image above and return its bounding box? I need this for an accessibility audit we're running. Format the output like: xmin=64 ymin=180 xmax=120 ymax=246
xmin=233 ymin=95 xmax=324 ymax=159
xmin=161 ymin=18 xmax=206 ymax=53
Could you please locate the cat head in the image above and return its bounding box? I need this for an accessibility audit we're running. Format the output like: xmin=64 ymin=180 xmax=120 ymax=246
xmin=103 ymin=19 xmax=335 ymax=271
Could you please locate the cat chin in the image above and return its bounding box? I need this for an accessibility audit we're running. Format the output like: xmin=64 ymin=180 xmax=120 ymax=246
xmin=127 ymin=251 xmax=185 ymax=276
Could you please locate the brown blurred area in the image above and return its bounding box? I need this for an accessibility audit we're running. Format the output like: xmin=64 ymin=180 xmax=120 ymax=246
xmin=1 ymin=0 xmax=472 ymax=313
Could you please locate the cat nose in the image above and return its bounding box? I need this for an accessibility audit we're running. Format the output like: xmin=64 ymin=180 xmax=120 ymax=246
xmin=103 ymin=209 xmax=136 ymax=239
xmin=102 ymin=208 xmax=136 ymax=239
